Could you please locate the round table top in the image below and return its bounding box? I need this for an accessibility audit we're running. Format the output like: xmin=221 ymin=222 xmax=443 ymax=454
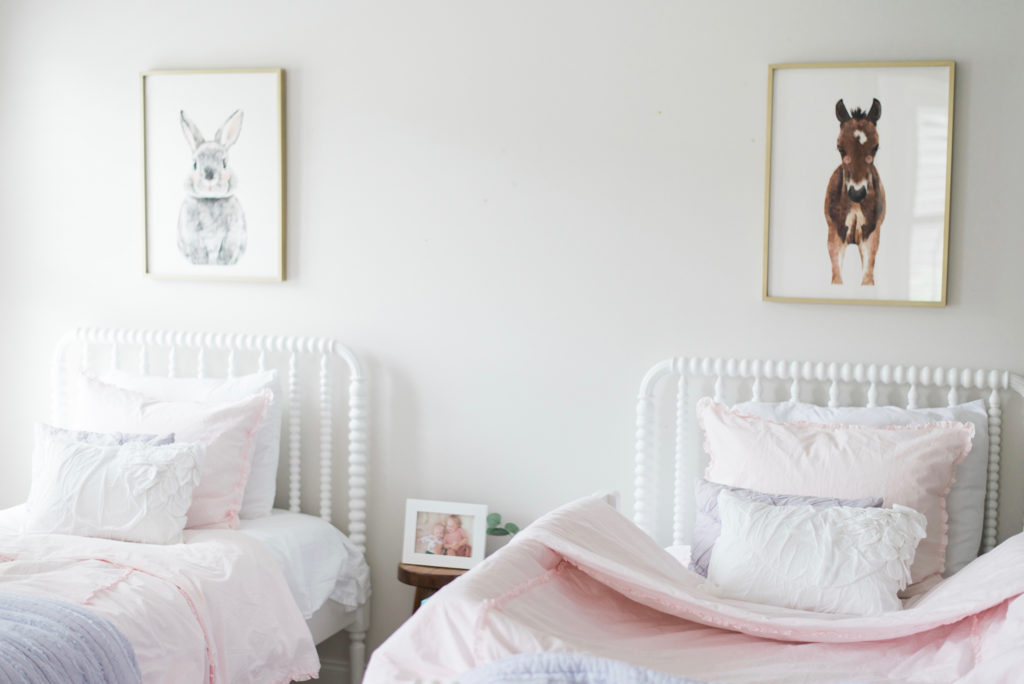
xmin=397 ymin=562 xmax=467 ymax=589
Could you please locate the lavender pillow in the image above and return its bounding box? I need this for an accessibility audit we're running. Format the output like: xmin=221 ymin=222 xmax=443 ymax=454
xmin=689 ymin=478 xmax=884 ymax=577
xmin=38 ymin=423 xmax=174 ymax=446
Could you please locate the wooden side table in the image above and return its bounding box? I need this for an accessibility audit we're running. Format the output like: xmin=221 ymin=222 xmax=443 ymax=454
xmin=397 ymin=563 xmax=467 ymax=614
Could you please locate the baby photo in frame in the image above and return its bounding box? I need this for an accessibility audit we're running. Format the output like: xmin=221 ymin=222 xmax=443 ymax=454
xmin=402 ymin=499 xmax=488 ymax=570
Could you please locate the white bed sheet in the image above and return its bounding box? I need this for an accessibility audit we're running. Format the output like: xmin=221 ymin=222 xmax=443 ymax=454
xmin=238 ymin=508 xmax=370 ymax=618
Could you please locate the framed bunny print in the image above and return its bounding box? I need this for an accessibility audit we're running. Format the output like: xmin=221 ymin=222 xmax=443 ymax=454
xmin=142 ymin=69 xmax=285 ymax=281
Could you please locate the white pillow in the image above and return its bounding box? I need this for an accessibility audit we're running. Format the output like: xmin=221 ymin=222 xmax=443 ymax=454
xmin=99 ymin=369 xmax=283 ymax=519
xmin=33 ymin=423 xmax=175 ymax=488
xmin=25 ymin=423 xmax=202 ymax=544
xmin=706 ymin=490 xmax=927 ymax=616
xmin=73 ymin=377 xmax=270 ymax=530
xmin=732 ymin=400 xmax=988 ymax=575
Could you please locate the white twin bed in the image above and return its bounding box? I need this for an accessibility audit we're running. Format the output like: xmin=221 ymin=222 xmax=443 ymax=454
xmin=367 ymin=353 xmax=1024 ymax=683
xmin=0 ymin=328 xmax=371 ymax=684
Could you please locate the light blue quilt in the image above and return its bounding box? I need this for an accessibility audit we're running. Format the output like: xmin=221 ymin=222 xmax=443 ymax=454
xmin=0 ymin=591 xmax=141 ymax=684
xmin=456 ymin=653 xmax=711 ymax=684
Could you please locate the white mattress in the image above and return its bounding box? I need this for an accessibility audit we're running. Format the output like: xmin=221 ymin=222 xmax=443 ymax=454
xmin=0 ymin=505 xmax=370 ymax=620
xmin=238 ymin=508 xmax=370 ymax=618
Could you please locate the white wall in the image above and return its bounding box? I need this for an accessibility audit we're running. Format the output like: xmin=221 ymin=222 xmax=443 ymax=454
xmin=1 ymin=0 xmax=1023 ymax=662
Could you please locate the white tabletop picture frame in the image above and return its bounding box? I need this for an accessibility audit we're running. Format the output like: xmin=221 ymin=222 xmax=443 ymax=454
xmin=403 ymin=499 xmax=488 ymax=570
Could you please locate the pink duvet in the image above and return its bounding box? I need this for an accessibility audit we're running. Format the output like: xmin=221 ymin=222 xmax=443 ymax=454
xmin=367 ymin=496 xmax=1024 ymax=683
xmin=0 ymin=509 xmax=319 ymax=684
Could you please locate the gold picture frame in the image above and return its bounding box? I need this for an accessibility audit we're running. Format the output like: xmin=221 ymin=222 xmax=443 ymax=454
xmin=142 ymin=68 xmax=286 ymax=281
xmin=762 ymin=61 xmax=954 ymax=306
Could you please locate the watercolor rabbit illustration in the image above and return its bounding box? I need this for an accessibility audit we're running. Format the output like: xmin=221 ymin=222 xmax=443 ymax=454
xmin=177 ymin=109 xmax=247 ymax=265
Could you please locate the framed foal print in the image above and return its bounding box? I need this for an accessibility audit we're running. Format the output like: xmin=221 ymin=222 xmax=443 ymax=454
xmin=762 ymin=61 xmax=954 ymax=306
xmin=142 ymin=68 xmax=285 ymax=281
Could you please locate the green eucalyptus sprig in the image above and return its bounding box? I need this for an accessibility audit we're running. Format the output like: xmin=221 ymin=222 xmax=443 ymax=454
xmin=486 ymin=512 xmax=520 ymax=537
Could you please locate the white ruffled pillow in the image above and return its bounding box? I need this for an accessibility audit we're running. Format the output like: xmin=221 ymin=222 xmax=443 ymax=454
xmin=689 ymin=478 xmax=883 ymax=578
xmin=25 ymin=423 xmax=202 ymax=544
xmin=32 ymin=423 xmax=175 ymax=488
xmin=706 ymin=490 xmax=927 ymax=616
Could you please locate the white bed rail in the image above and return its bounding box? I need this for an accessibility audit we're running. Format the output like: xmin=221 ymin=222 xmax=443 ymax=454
xmin=636 ymin=356 xmax=1024 ymax=553
xmin=50 ymin=327 xmax=368 ymax=554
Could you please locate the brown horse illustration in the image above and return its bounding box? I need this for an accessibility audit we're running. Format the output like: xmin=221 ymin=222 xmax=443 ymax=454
xmin=825 ymin=98 xmax=886 ymax=285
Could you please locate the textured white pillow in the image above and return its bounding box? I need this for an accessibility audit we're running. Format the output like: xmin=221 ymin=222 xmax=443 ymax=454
xmin=32 ymin=423 xmax=175 ymax=488
xmin=100 ymin=369 xmax=283 ymax=519
xmin=689 ymin=478 xmax=883 ymax=578
xmin=25 ymin=423 xmax=202 ymax=544
xmin=73 ymin=377 xmax=270 ymax=530
xmin=732 ymin=400 xmax=988 ymax=575
xmin=707 ymin=490 xmax=927 ymax=616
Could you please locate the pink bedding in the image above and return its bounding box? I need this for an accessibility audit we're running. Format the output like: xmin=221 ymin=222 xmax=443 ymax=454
xmin=367 ymin=496 xmax=1024 ymax=683
xmin=0 ymin=508 xmax=319 ymax=684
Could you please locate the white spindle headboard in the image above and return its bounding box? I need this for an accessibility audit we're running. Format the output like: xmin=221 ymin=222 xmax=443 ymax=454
xmin=50 ymin=328 xmax=368 ymax=553
xmin=635 ymin=356 xmax=1024 ymax=554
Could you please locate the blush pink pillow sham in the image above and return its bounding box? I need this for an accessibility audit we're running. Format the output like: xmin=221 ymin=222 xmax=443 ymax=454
xmin=73 ymin=377 xmax=270 ymax=530
xmin=697 ymin=398 xmax=974 ymax=593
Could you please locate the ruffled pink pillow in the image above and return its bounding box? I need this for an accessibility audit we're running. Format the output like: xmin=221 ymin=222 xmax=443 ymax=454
xmin=698 ymin=398 xmax=974 ymax=593
xmin=73 ymin=377 xmax=270 ymax=530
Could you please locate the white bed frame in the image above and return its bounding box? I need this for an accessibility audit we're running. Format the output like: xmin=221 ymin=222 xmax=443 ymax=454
xmin=50 ymin=327 xmax=370 ymax=684
xmin=635 ymin=356 xmax=1024 ymax=554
